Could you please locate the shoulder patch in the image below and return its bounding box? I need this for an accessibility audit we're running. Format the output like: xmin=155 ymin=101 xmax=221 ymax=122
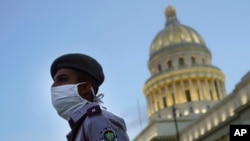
xmin=87 ymin=105 xmax=101 ymax=117
xmin=100 ymin=127 xmax=117 ymax=141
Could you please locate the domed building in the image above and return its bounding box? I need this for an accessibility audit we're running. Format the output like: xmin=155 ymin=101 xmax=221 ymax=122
xmin=146 ymin=5 xmax=226 ymax=120
xmin=134 ymin=5 xmax=250 ymax=141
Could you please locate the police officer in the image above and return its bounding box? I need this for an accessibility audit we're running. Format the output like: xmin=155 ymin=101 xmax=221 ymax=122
xmin=50 ymin=53 xmax=130 ymax=141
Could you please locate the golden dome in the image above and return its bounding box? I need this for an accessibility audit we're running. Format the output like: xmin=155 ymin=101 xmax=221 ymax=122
xmin=150 ymin=5 xmax=207 ymax=57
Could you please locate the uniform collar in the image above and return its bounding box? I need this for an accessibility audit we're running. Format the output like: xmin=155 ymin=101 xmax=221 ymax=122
xmin=68 ymin=102 xmax=100 ymax=129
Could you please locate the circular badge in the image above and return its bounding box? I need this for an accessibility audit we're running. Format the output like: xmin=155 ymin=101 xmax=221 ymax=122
xmin=100 ymin=127 xmax=117 ymax=141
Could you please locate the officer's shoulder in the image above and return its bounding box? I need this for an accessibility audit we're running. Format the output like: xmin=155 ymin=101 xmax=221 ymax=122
xmin=86 ymin=104 xmax=102 ymax=117
xmin=85 ymin=103 xmax=124 ymax=121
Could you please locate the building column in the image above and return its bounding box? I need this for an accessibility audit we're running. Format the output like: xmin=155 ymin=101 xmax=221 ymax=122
xmin=146 ymin=95 xmax=151 ymax=116
xmin=204 ymin=79 xmax=211 ymax=100
xmin=150 ymin=93 xmax=155 ymax=114
xmin=216 ymin=80 xmax=222 ymax=100
xmin=188 ymin=78 xmax=195 ymax=101
xmin=158 ymin=87 xmax=163 ymax=109
xmin=247 ymin=84 xmax=250 ymax=98
xmin=221 ymin=81 xmax=226 ymax=98
xmin=165 ymin=84 xmax=170 ymax=107
xmin=211 ymin=79 xmax=217 ymax=100
xmin=180 ymin=79 xmax=187 ymax=103
xmin=153 ymin=91 xmax=158 ymax=112
xmin=197 ymin=78 xmax=203 ymax=100
xmin=172 ymin=81 xmax=178 ymax=104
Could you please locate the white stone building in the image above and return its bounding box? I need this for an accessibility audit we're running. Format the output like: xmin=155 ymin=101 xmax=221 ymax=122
xmin=134 ymin=5 xmax=250 ymax=141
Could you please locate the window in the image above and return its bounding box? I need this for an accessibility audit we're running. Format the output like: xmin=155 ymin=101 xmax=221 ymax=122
xmin=157 ymin=64 xmax=162 ymax=72
xmin=191 ymin=56 xmax=196 ymax=64
xmin=185 ymin=90 xmax=191 ymax=102
xmin=207 ymin=105 xmax=210 ymax=109
xmin=179 ymin=113 xmax=182 ymax=117
xmin=179 ymin=57 xmax=185 ymax=66
xmin=190 ymin=107 xmax=193 ymax=113
xmin=167 ymin=60 xmax=172 ymax=69
xmin=163 ymin=97 xmax=167 ymax=108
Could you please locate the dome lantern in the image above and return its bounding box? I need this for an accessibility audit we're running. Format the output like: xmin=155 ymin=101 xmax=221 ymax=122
xmin=165 ymin=5 xmax=179 ymax=25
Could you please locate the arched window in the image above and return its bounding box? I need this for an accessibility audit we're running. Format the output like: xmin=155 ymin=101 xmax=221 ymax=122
xmin=179 ymin=57 xmax=185 ymax=66
xmin=158 ymin=64 xmax=162 ymax=72
xmin=191 ymin=56 xmax=196 ymax=64
xmin=167 ymin=60 xmax=172 ymax=69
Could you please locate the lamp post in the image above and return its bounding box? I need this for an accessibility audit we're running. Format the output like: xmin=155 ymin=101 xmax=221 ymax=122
xmin=172 ymin=105 xmax=180 ymax=141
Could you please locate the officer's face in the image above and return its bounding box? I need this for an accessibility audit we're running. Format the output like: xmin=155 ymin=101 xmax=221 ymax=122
xmin=51 ymin=68 xmax=78 ymax=87
xmin=51 ymin=68 xmax=93 ymax=101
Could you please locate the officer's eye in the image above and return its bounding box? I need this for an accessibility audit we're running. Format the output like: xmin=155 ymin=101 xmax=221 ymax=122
xmin=56 ymin=75 xmax=69 ymax=82
xmin=59 ymin=77 xmax=68 ymax=82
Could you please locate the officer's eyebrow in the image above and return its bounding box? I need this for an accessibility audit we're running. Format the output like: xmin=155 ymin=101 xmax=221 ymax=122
xmin=53 ymin=74 xmax=69 ymax=81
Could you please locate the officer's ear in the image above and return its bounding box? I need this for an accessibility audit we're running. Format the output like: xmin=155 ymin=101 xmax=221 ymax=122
xmin=78 ymin=82 xmax=92 ymax=99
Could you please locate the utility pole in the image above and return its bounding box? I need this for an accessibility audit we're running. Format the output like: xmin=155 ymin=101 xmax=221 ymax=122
xmin=173 ymin=105 xmax=180 ymax=141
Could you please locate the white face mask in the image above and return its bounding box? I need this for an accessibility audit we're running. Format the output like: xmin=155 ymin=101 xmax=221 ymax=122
xmin=51 ymin=83 xmax=88 ymax=120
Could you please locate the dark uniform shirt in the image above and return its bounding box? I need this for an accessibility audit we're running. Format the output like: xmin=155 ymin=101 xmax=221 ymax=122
xmin=67 ymin=102 xmax=130 ymax=141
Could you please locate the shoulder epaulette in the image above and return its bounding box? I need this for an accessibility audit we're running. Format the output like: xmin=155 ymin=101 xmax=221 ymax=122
xmin=87 ymin=105 xmax=102 ymax=117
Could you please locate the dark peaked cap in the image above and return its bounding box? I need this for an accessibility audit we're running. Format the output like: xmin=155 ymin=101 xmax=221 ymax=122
xmin=50 ymin=53 xmax=104 ymax=86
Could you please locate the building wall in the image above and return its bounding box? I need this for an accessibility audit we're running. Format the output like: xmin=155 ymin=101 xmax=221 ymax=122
xmin=134 ymin=71 xmax=250 ymax=141
xmin=180 ymin=71 xmax=250 ymax=141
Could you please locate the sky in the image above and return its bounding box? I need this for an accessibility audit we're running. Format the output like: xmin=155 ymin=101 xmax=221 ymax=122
xmin=0 ymin=0 xmax=249 ymax=141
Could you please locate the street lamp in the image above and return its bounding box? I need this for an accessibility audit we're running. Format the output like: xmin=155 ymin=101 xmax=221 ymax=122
xmin=172 ymin=105 xmax=180 ymax=141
